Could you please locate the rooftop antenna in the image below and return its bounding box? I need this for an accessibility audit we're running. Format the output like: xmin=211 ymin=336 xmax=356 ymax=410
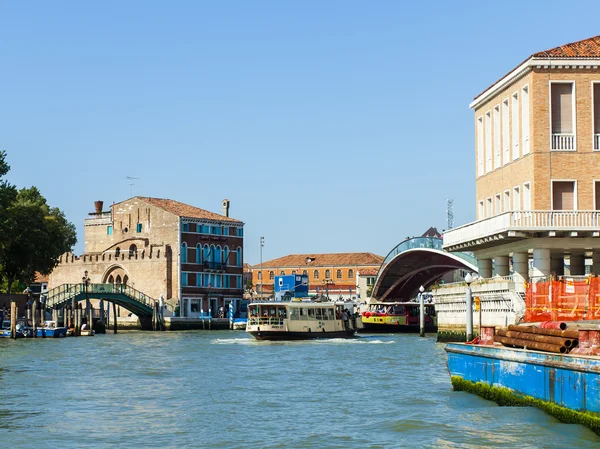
xmin=446 ymin=198 xmax=454 ymax=230
xmin=126 ymin=176 xmax=140 ymax=197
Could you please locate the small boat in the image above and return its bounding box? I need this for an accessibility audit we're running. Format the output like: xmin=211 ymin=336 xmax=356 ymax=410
xmin=359 ymin=301 xmax=438 ymax=333
xmin=246 ymin=301 xmax=356 ymax=341
xmin=80 ymin=324 xmax=95 ymax=336
xmin=0 ymin=321 xmax=25 ymax=338
xmin=36 ymin=321 xmax=68 ymax=338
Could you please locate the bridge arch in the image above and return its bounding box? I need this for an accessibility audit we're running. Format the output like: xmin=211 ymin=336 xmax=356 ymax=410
xmin=373 ymin=237 xmax=477 ymax=301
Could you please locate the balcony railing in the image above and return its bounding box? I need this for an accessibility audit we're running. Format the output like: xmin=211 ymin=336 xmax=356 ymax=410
xmin=552 ymin=133 xmax=575 ymax=150
xmin=203 ymin=262 xmax=225 ymax=271
xmin=443 ymin=210 xmax=600 ymax=248
xmin=594 ymin=133 xmax=600 ymax=151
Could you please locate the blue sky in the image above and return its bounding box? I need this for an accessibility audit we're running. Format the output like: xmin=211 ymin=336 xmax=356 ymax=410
xmin=2 ymin=1 xmax=600 ymax=264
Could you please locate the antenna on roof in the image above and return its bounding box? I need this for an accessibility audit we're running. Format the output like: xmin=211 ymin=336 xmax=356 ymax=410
xmin=126 ymin=176 xmax=140 ymax=197
xmin=446 ymin=198 xmax=454 ymax=230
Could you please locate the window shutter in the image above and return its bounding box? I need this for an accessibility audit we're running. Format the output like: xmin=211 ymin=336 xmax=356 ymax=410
xmin=552 ymin=84 xmax=573 ymax=134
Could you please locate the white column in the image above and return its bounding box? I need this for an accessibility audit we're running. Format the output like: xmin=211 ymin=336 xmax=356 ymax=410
xmin=551 ymin=254 xmax=565 ymax=276
xmin=478 ymin=258 xmax=493 ymax=279
xmin=512 ymin=252 xmax=529 ymax=282
xmin=494 ymin=256 xmax=509 ymax=277
xmin=532 ymin=248 xmax=551 ymax=278
xmin=593 ymin=253 xmax=600 ymax=276
xmin=570 ymin=253 xmax=585 ymax=276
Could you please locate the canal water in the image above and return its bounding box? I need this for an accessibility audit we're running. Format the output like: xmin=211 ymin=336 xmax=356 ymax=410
xmin=1 ymin=332 xmax=598 ymax=448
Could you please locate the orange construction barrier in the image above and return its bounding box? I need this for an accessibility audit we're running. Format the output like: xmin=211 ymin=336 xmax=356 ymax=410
xmin=525 ymin=276 xmax=600 ymax=322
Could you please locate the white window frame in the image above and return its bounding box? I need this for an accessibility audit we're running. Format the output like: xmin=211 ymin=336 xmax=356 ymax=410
xmin=493 ymin=104 xmax=501 ymax=169
xmin=478 ymin=200 xmax=484 ymax=219
xmin=549 ymin=80 xmax=577 ymax=152
xmin=504 ymin=189 xmax=511 ymax=212
xmin=486 ymin=197 xmax=492 ymax=218
xmin=594 ymin=180 xmax=600 ymax=209
xmin=502 ymin=98 xmax=510 ymax=165
xmin=477 ymin=116 xmax=484 ymax=176
xmin=485 ymin=111 xmax=492 ymax=173
xmin=512 ymin=91 xmax=520 ymax=160
xmin=513 ymin=186 xmax=521 ymax=211
xmin=551 ymin=179 xmax=578 ymax=211
xmin=592 ymin=81 xmax=600 ymax=151
xmin=523 ymin=182 xmax=531 ymax=211
xmin=495 ymin=193 xmax=502 ymax=215
xmin=522 ymin=85 xmax=530 ymax=155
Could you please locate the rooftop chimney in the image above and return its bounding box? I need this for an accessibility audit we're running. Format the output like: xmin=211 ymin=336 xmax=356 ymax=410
xmin=94 ymin=200 xmax=104 ymax=215
xmin=222 ymin=199 xmax=230 ymax=217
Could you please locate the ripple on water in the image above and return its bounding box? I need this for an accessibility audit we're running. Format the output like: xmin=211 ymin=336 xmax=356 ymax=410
xmin=0 ymin=331 xmax=599 ymax=448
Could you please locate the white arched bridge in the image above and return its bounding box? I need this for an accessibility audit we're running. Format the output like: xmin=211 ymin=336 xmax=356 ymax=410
xmin=372 ymin=237 xmax=478 ymax=301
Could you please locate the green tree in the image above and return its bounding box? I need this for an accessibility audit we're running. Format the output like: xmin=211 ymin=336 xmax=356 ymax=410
xmin=0 ymin=152 xmax=77 ymax=293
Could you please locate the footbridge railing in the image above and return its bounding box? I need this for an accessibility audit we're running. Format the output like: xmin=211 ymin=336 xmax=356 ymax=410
xmin=45 ymin=283 xmax=156 ymax=314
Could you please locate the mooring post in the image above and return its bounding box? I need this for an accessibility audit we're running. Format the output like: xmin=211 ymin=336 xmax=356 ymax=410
xmin=88 ymin=306 xmax=93 ymax=333
xmin=99 ymin=300 xmax=105 ymax=325
xmin=113 ymin=301 xmax=117 ymax=334
xmin=418 ymin=286 xmax=425 ymax=338
xmin=10 ymin=299 xmax=17 ymax=339
xmin=32 ymin=300 xmax=38 ymax=338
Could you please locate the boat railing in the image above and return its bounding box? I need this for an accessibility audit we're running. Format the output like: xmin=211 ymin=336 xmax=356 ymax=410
xmin=248 ymin=317 xmax=285 ymax=326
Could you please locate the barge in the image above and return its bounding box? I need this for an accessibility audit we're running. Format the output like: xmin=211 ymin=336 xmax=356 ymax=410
xmin=359 ymin=301 xmax=437 ymax=333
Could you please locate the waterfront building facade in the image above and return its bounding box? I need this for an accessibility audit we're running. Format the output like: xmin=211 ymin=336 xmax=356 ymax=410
xmin=444 ymin=34 xmax=600 ymax=280
xmin=356 ymin=269 xmax=378 ymax=302
xmin=49 ymin=197 xmax=245 ymax=318
xmin=436 ymin=34 xmax=600 ymax=337
xmin=252 ymin=253 xmax=383 ymax=300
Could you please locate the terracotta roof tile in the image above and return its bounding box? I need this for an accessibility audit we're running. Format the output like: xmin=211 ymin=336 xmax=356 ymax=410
xmin=357 ymin=269 xmax=379 ymax=276
xmin=252 ymin=253 xmax=383 ymax=269
xmin=34 ymin=272 xmax=49 ymax=283
xmin=474 ymin=34 xmax=600 ymax=103
xmin=135 ymin=197 xmax=242 ymax=223
xmin=533 ymin=35 xmax=600 ymax=59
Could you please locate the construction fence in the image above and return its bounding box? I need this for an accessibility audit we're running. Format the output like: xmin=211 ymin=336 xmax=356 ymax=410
xmin=525 ymin=276 xmax=600 ymax=322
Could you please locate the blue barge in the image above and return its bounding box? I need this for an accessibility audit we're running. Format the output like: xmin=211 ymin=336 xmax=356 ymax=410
xmin=446 ymin=343 xmax=600 ymax=432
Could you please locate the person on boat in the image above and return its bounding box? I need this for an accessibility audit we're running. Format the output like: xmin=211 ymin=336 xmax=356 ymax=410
xmin=342 ymin=310 xmax=349 ymax=329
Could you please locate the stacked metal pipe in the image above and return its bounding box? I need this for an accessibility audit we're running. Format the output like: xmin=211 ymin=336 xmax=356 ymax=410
xmin=494 ymin=324 xmax=579 ymax=354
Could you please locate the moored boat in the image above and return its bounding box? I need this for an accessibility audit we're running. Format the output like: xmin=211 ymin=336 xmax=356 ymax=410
xmin=36 ymin=321 xmax=68 ymax=338
xmin=359 ymin=301 xmax=437 ymax=333
xmin=246 ymin=301 xmax=356 ymax=340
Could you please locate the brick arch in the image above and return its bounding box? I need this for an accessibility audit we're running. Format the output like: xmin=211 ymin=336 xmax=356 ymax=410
xmin=102 ymin=264 xmax=131 ymax=284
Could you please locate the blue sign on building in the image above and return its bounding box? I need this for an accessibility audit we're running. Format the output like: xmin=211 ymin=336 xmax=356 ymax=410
xmin=274 ymin=274 xmax=309 ymax=301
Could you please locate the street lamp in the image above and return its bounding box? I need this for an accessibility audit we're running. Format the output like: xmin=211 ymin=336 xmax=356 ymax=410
xmin=322 ymin=279 xmax=333 ymax=301
xmin=418 ymin=285 xmax=425 ymax=337
xmin=464 ymin=272 xmax=474 ymax=341
xmin=259 ymin=236 xmax=264 ymax=299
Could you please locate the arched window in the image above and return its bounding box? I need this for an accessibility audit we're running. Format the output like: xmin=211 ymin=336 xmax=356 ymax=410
xmin=302 ymin=270 xmax=307 ymax=276
xmin=336 ymin=269 xmax=342 ymax=279
xmin=181 ymin=243 xmax=187 ymax=263
xmin=123 ymin=275 xmax=128 ymax=286
xmin=116 ymin=275 xmax=122 ymax=285
xmin=196 ymin=244 xmax=202 ymax=263
xmin=223 ymin=246 xmax=229 ymax=265
xmin=325 ymin=270 xmax=331 ymax=279
xmin=348 ymin=269 xmax=354 ymax=279
xmin=313 ymin=270 xmax=319 ymax=279
xmin=292 ymin=270 xmax=296 ymax=275
xmin=237 ymin=247 xmax=242 ymax=266
xmin=203 ymin=244 xmax=210 ymax=262
xmin=280 ymin=270 xmax=285 ymax=275
xmin=269 ymin=271 xmax=274 ymax=280
xmin=129 ymin=244 xmax=137 ymax=256
xmin=215 ymin=246 xmax=222 ymax=264
xmin=108 ymin=275 xmax=114 ymax=284
xmin=115 ymin=247 xmax=121 ymax=258
xmin=209 ymin=245 xmax=215 ymax=263
xmin=258 ymin=272 xmax=262 ymax=280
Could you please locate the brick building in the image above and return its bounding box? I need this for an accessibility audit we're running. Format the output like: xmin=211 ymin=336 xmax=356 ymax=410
xmin=252 ymin=253 xmax=383 ymax=300
xmin=443 ymin=34 xmax=600 ymax=279
xmin=49 ymin=197 xmax=245 ymax=317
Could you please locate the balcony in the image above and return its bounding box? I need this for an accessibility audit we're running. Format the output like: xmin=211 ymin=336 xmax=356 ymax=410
xmin=595 ymin=134 xmax=600 ymax=151
xmin=203 ymin=262 xmax=225 ymax=272
xmin=552 ymin=133 xmax=575 ymax=150
xmin=443 ymin=210 xmax=600 ymax=252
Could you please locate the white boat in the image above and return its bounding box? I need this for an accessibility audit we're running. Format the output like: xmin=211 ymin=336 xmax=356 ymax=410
xmin=246 ymin=301 xmax=356 ymax=341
